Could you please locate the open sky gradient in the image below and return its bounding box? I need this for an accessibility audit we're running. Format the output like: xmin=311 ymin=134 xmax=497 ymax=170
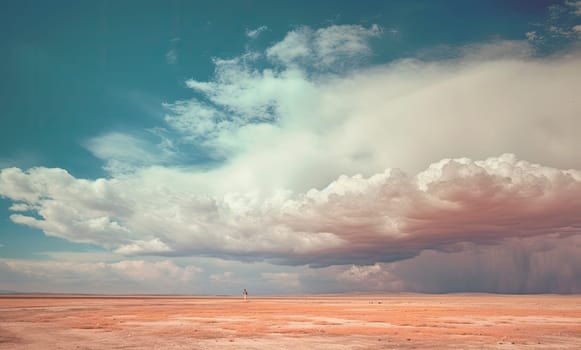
xmin=1 ymin=0 xmax=581 ymax=294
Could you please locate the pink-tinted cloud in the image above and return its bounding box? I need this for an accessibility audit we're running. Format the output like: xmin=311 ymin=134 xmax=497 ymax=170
xmin=1 ymin=154 xmax=580 ymax=269
xmin=276 ymin=154 xmax=581 ymax=266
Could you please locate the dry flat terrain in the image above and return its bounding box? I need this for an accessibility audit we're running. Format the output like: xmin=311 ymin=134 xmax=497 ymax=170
xmin=0 ymin=294 xmax=580 ymax=349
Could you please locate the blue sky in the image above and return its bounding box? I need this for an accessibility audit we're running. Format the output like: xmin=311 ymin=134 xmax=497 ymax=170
xmin=1 ymin=0 xmax=581 ymax=294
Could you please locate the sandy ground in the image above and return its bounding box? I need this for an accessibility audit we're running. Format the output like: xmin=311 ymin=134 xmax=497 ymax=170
xmin=0 ymin=294 xmax=580 ymax=349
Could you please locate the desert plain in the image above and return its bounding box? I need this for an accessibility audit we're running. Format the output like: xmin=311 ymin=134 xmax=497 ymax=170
xmin=0 ymin=294 xmax=580 ymax=349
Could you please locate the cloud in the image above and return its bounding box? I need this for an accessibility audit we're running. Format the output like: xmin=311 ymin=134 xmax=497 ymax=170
xmin=246 ymin=26 xmax=267 ymax=39
xmin=166 ymin=37 xmax=180 ymax=64
xmin=278 ymin=154 xmax=581 ymax=266
xmin=548 ymin=25 xmax=576 ymax=38
xmin=2 ymin=154 xmax=581 ymax=268
xmin=9 ymin=203 xmax=32 ymax=211
xmin=162 ymin=44 xmax=581 ymax=197
xmin=567 ymin=1 xmax=581 ymax=15
xmin=2 ymin=233 xmax=579 ymax=294
xmin=114 ymin=238 xmax=172 ymax=255
xmin=528 ymin=2 xmax=581 ymax=46
xmin=110 ymin=259 xmax=200 ymax=283
xmin=0 ymin=165 xmax=344 ymax=255
xmin=266 ymin=24 xmax=381 ymax=69
xmin=0 ymin=152 xmax=43 ymax=170
xmin=525 ymin=31 xmax=539 ymax=41
xmin=0 ymin=258 xmax=202 ymax=294
xmin=336 ymin=264 xmax=404 ymax=291
xmin=0 ymin=167 xmax=131 ymax=246
xmin=166 ymin=48 xmax=178 ymax=64
xmin=210 ymin=271 xmax=232 ymax=282
xmin=261 ymin=272 xmax=301 ymax=291
xmin=328 ymin=234 xmax=581 ymax=294
xmin=0 ymin=254 xmax=308 ymax=295
xmin=85 ymin=131 xmax=178 ymax=174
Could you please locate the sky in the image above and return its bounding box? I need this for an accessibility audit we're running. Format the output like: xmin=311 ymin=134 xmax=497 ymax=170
xmin=1 ymin=0 xmax=581 ymax=295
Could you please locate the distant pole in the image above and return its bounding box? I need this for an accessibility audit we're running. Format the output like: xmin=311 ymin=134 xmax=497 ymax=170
xmin=243 ymin=288 xmax=248 ymax=301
